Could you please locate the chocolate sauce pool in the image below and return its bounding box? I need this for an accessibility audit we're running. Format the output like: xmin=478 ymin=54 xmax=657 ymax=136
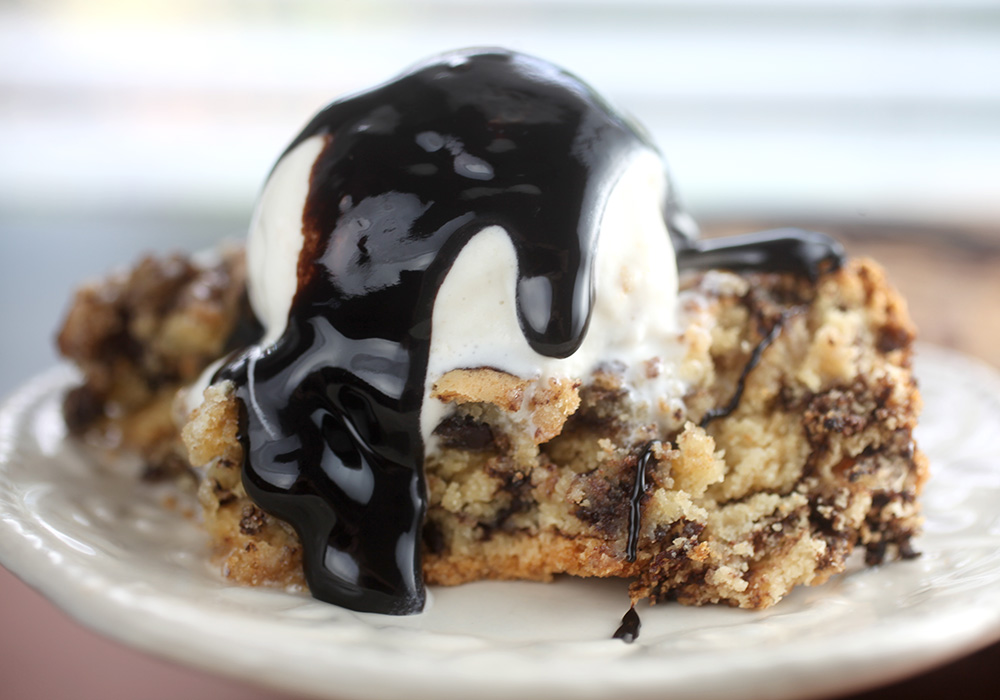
xmin=216 ymin=49 xmax=845 ymax=615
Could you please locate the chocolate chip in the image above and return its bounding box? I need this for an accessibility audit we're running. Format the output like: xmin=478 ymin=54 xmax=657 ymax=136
xmin=62 ymin=385 xmax=104 ymax=434
xmin=239 ymin=505 xmax=267 ymax=535
xmin=865 ymin=540 xmax=888 ymax=566
xmin=432 ymin=414 xmax=495 ymax=450
xmin=422 ymin=520 xmax=446 ymax=555
xmin=877 ymin=324 xmax=913 ymax=354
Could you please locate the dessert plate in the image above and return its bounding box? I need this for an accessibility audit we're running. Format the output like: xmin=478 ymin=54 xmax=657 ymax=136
xmin=2 ymin=343 xmax=1000 ymax=700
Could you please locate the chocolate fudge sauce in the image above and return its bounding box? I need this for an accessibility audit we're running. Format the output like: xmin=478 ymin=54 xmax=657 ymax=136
xmin=217 ymin=49 xmax=650 ymax=614
xmin=613 ymin=606 xmax=641 ymax=643
xmin=217 ymin=49 xmax=846 ymax=615
xmin=627 ymin=441 xmax=661 ymax=562
xmin=698 ymin=313 xmax=787 ymax=427
xmin=673 ymin=228 xmax=844 ymax=282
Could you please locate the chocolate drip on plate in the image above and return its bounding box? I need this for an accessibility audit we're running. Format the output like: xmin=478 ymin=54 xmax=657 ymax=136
xmin=613 ymin=606 xmax=641 ymax=643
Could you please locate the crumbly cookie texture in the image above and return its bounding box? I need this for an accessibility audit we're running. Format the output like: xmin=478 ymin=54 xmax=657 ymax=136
xmin=60 ymin=252 xmax=926 ymax=609
xmin=57 ymin=247 xmax=256 ymax=478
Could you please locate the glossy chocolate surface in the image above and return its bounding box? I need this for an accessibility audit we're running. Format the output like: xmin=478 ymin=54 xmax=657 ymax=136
xmin=219 ymin=49 xmax=847 ymax=615
xmin=627 ymin=441 xmax=660 ymax=562
xmin=613 ymin=606 xmax=642 ymax=643
xmin=673 ymin=228 xmax=845 ymax=282
xmin=218 ymin=49 xmax=651 ymax=613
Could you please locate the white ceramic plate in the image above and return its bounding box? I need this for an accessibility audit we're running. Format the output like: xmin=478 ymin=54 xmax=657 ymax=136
xmin=2 ymin=344 xmax=1000 ymax=700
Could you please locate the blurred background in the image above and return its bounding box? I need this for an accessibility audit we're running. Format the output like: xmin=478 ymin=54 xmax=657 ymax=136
xmin=3 ymin=0 xmax=1000 ymax=222
xmin=1 ymin=1 xmax=999 ymax=697
xmin=2 ymin=0 xmax=1000 ymax=394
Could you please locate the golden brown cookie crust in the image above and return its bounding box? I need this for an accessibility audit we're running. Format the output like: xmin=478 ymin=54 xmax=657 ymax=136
xmin=60 ymin=253 xmax=926 ymax=609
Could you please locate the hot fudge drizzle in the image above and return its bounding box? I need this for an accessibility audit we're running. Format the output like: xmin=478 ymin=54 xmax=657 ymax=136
xmin=217 ymin=49 xmax=847 ymax=615
xmin=627 ymin=441 xmax=661 ymax=562
xmin=217 ymin=49 xmax=651 ymax=614
xmin=673 ymin=228 xmax=845 ymax=282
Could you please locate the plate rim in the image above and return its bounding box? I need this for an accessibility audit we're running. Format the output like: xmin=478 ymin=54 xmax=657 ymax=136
xmin=3 ymin=343 xmax=1000 ymax=700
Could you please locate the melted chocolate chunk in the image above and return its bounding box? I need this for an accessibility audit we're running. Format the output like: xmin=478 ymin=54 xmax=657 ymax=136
xmin=217 ymin=48 xmax=850 ymax=615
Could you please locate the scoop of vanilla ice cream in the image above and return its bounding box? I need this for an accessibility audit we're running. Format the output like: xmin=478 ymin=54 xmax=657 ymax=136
xmin=421 ymin=148 xmax=684 ymax=441
xmin=240 ymin=137 xmax=684 ymax=447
